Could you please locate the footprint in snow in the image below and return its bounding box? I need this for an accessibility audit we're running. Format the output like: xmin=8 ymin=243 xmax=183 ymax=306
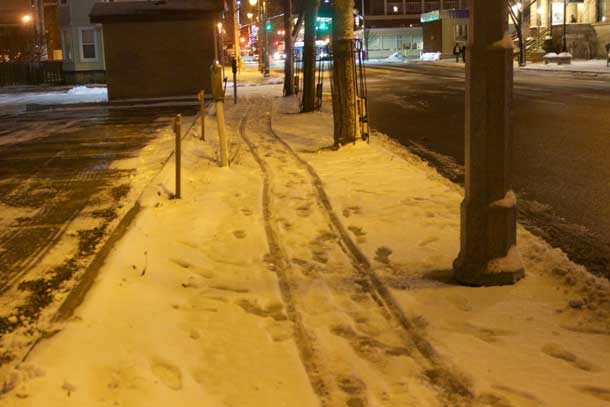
xmin=541 ymin=343 xmax=601 ymax=372
xmin=233 ymin=230 xmax=247 ymax=239
xmin=374 ymin=246 xmax=393 ymax=264
xmin=150 ymin=359 xmax=183 ymax=391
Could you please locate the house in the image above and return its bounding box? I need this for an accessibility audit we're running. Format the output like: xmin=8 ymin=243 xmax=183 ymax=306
xmin=89 ymin=0 xmax=223 ymax=100
xmin=57 ymin=0 xmax=106 ymax=83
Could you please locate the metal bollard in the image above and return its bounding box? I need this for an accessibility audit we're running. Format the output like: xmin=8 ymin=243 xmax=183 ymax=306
xmin=174 ymin=114 xmax=181 ymax=199
xmin=198 ymin=90 xmax=205 ymax=141
xmin=231 ymin=57 xmax=238 ymax=104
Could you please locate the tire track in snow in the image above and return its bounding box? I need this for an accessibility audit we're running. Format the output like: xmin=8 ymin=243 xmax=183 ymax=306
xmin=239 ymin=96 xmax=475 ymax=407
xmin=237 ymin=106 xmax=331 ymax=406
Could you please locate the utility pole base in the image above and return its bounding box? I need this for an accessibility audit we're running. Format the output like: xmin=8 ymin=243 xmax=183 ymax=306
xmin=454 ymin=258 xmax=525 ymax=287
xmin=454 ymin=201 xmax=525 ymax=287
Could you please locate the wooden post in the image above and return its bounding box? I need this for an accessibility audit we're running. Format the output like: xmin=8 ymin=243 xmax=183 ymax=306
xmin=174 ymin=114 xmax=182 ymax=199
xmin=198 ymin=90 xmax=205 ymax=141
xmin=453 ymin=0 xmax=524 ymax=286
xmin=211 ymin=61 xmax=229 ymax=167
xmin=217 ymin=102 xmax=229 ymax=167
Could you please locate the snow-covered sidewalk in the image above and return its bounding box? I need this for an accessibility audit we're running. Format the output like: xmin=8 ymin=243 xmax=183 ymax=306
xmin=1 ymin=84 xmax=609 ymax=407
xmin=521 ymin=59 xmax=610 ymax=74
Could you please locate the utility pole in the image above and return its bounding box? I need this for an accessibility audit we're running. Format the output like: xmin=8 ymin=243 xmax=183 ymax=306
xmin=453 ymin=0 xmax=525 ymax=286
xmin=331 ymin=0 xmax=357 ymax=146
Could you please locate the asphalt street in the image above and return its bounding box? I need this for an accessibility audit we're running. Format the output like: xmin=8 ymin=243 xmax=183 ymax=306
xmin=365 ymin=62 xmax=610 ymax=278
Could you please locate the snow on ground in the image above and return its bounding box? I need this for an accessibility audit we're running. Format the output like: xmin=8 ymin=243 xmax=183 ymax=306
xmin=522 ymin=59 xmax=610 ymax=74
xmin=0 ymin=86 xmax=108 ymax=114
xmin=0 ymin=115 xmax=199 ymax=387
xmin=1 ymin=82 xmax=609 ymax=406
xmin=273 ymin=95 xmax=610 ymax=406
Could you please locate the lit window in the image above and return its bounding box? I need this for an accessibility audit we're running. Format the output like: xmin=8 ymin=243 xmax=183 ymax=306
xmin=80 ymin=28 xmax=97 ymax=60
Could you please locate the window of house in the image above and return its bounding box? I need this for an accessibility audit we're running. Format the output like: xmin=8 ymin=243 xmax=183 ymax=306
xmin=80 ymin=28 xmax=97 ymax=61
xmin=62 ymin=30 xmax=73 ymax=61
xmin=454 ymin=24 xmax=467 ymax=42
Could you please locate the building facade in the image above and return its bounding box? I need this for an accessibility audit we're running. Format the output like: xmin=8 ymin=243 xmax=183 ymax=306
xmin=361 ymin=0 xmax=469 ymax=29
xmin=526 ymin=0 xmax=610 ymax=58
xmin=421 ymin=9 xmax=468 ymax=56
xmin=360 ymin=0 xmax=469 ymax=58
xmin=57 ymin=0 xmax=106 ymax=83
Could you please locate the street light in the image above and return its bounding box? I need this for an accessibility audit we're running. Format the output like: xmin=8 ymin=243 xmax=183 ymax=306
xmin=21 ymin=14 xmax=32 ymax=24
xmin=246 ymin=13 xmax=254 ymax=45
xmin=249 ymin=0 xmax=256 ymax=6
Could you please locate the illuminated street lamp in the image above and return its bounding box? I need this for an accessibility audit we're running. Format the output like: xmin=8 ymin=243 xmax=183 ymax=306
xmin=248 ymin=0 xmax=257 ymax=6
xmin=21 ymin=14 xmax=32 ymax=24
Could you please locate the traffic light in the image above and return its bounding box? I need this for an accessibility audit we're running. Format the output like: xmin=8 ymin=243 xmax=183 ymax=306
xmin=265 ymin=21 xmax=272 ymax=31
xmin=316 ymin=18 xmax=330 ymax=32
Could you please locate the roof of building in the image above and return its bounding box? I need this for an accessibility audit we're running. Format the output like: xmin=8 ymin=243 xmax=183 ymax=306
xmin=90 ymin=0 xmax=223 ymax=23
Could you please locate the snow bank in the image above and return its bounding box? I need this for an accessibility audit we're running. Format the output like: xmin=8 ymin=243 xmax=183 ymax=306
xmin=386 ymin=52 xmax=406 ymax=62
xmin=420 ymin=52 xmax=441 ymax=61
xmin=65 ymin=86 xmax=107 ymax=96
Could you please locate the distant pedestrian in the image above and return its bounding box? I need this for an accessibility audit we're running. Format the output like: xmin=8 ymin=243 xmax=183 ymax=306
xmin=453 ymin=43 xmax=461 ymax=63
xmin=606 ymin=43 xmax=610 ymax=67
xmin=461 ymin=45 xmax=466 ymax=63
xmin=570 ymin=14 xmax=577 ymax=23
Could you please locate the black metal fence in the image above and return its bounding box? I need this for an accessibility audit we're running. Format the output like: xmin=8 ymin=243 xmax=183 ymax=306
xmin=0 ymin=61 xmax=64 ymax=86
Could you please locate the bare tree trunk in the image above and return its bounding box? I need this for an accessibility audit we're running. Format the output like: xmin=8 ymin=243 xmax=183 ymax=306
xmin=331 ymin=0 xmax=357 ymax=145
xmin=283 ymin=0 xmax=295 ymax=96
xmin=302 ymin=0 xmax=319 ymax=112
